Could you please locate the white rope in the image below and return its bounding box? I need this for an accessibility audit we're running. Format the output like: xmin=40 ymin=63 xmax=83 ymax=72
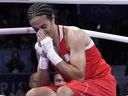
xmin=29 ymin=0 xmax=128 ymax=4
xmin=84 ymin=29 xmax=128 ymax=43
xmin=0 ymin=27 xmax=128 ymax=43
xmin=0 ymin=0 xmax=128 ymax=4
xmin=0 ymin=27 xmax=35 ymax=35
xmin=0 ymin=0 xmax=30 ymax=3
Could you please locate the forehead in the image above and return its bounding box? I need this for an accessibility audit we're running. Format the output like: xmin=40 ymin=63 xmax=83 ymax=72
xmin=29 ymin=15 xmax=49 ymax=27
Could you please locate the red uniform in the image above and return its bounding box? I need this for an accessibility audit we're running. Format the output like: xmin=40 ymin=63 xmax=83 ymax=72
xmin=48 ymin=25 xmax=117 ymax=96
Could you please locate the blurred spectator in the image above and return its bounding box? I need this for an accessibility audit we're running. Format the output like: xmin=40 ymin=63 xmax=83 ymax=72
xmin=6 ymin=48 xmax=24 ymax=73
xmin=28 ymin=72 xmax=66 ymax=88
xmin=53 ymin=73 xmax=66 ymax=86
xmin=28 ymin=72 xmax=38 ymax=88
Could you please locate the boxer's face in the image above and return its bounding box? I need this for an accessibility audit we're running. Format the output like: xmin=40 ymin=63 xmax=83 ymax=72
xmin=29 ymin=15 xmax=54 ymax=38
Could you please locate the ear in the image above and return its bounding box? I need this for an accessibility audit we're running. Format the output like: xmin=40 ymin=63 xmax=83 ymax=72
xmin=52 ymin=14 xmax=55 ymax=23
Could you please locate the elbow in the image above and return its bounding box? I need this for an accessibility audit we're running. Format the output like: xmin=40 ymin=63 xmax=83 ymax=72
xmin=76 ymin=72 xmax=85 ymax=82
xmin=77 ymin=76 xmax=85 ymax=82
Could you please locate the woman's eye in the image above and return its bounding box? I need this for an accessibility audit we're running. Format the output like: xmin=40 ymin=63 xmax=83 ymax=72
xmin=56 ymin=79 xmax=62 ymax=82
xmin=41 ymin=25 xmax=47 ymax=29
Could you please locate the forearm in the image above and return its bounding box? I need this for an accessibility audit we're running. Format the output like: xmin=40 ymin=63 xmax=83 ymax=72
xmin=34 ymin=41 xmax=51 ymax=86
xmin=36 ymin=69 xmax=51 ymax=86
xmin=56 ymin=61 xmax=85 ymax=82
xmin=36 ymin=57 xmax=51 ymax=86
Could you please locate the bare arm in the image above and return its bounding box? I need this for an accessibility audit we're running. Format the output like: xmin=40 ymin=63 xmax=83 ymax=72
xmin=56 ymin=29 xmax=89 ymax=82
xmin=36 ymin=67 xmax=51 ymax=86
xmin=36 ymin=48 xmax=51 ymax=86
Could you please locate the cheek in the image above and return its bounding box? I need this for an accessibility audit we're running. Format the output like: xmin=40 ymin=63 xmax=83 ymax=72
xmin=45 ymin=25 xmax=51 ymax=32
xmin=48 ymin=27 xmax=51 ymax=31
xmin=48 ymin=26 xmax=53 ymax=34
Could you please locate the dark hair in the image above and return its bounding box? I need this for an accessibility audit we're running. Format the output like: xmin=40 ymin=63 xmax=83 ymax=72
xmin=27 ymin=3 xmax=53 ymax=20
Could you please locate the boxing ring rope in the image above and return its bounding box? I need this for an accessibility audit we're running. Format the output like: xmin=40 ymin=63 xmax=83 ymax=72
xmin=0 ymin=27 xmax=128 ymax=43
xmin=0 ymin=0 xmax=128 ymax=4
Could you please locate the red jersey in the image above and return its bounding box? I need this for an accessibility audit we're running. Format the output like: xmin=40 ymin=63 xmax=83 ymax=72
xmin=48 ymin=25 xmax=116 ymax=96
xmin=57 ymin=25 xmax=111 ymax=81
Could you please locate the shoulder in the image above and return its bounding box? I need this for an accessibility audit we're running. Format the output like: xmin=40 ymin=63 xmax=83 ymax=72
xmin=65 ymin=26 xmax=90 ymax=43
xmin=64 ymin=26 xmax=91 ymax=49
xmin=64 ymin=26 xmax=80 ymax=33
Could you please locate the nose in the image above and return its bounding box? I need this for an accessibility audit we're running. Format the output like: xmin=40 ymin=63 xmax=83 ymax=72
xmin=37 ymin=29 xmax=45 ymax=34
